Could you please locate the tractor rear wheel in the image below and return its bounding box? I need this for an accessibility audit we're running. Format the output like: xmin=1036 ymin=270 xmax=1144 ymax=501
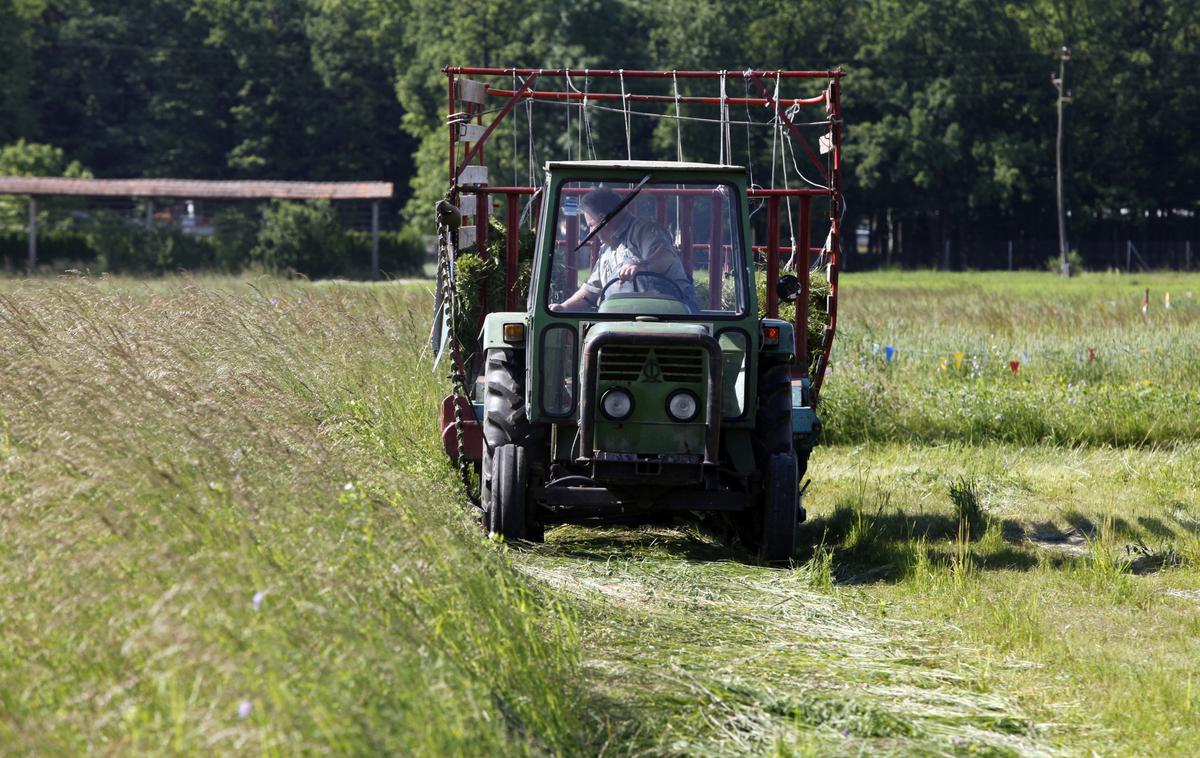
xmin=485 ymin=444 xmax=528 ymax=540
xmin=759 ymin=452 xmax=799 ymax=563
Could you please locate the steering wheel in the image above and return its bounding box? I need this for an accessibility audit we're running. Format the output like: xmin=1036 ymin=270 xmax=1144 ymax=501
xmin=598 ymin=270 xmax=687 ymax=303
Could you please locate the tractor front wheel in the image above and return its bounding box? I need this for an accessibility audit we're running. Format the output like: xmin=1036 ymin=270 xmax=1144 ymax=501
xmin=485 ymin=443 xmax=528 ymax=540
xmin=759 ymin=452 xmax=799 ymax=564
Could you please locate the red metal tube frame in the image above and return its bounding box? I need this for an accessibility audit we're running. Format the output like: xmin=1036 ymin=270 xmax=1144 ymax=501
xmin=486 ymin=87 xmax=825 ymax=109
xmin=445 ymin=67 xmax=844 ymax=80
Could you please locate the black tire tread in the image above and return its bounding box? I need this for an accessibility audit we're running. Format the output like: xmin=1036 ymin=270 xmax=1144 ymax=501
xmin=755 ymin=360 xmax=793 ymax=458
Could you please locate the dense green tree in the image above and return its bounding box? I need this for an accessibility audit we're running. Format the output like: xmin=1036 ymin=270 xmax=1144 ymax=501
xmin=0 ymin=139 xmax=91 ymax=232
xmin=3 ymin=0 xmax=1196 ymax=271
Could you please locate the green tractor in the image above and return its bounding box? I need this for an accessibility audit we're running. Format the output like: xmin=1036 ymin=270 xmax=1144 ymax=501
xmin=435 ymin=68 xmax=842 ymax=562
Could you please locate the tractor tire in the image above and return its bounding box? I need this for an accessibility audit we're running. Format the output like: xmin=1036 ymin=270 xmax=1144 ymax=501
xmin=755 ymin=360 xmax=793 ymax=458
xmin=486 ymin=444 xmax=528 ymax=540
xmin=480 ymin=348 xmax=542 ymax=541
xmin=759 ymin=452 xmax=799 ymax=563
xmin=483 ymin=348 xmax=530 ymax=450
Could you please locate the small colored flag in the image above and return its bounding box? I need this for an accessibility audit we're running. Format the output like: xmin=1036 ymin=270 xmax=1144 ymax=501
xmin=1009 ymin=360 xmax=1020 ymax=374
xmin=954 ymin=352 xmax=965 ymax=370
xmin=884 ymin=346 xmax=895 ymax=364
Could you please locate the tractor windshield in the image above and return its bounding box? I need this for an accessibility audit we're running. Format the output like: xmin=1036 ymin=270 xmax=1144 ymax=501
xmin=546 ymin=179 xmax=746 ymax=317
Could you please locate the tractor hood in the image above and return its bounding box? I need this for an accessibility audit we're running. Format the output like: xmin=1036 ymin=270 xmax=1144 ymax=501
xmin=583 ymin=320 xmax=710 ymax=345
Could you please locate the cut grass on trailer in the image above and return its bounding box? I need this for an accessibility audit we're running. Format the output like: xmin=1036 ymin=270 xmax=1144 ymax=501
xmin=1 ymin=271 xmax=1198 ymax=755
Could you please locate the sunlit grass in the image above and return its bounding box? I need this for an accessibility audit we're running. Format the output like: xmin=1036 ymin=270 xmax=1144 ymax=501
xmin=0 ymin=275 xmax=584 ymax=754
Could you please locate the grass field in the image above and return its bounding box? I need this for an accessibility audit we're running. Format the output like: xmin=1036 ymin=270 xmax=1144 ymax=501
xmin=1 ymin=270 xmax=1198 ymax=755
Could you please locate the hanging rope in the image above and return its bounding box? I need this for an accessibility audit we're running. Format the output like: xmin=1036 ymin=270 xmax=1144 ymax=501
xmin=672 ymin=71 xmax=684 ymax=162
xmin=741 ymin=70 xmax=756 ymax=186
xmin=718 ymin=70 xmax=727 ymax=164
xmin=564 ymin=68 xmax=572 ymax=161
xmin=619 ymin=69 xmax=632 ymax=160
xmin=581 ymin=71 xmax=597 ymax=159
xmin=526 ymin=95 xmax=534 ymax=186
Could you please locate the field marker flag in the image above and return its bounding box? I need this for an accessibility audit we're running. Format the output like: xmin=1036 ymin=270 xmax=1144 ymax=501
xmin=885 ymin=346 xmax=895 ymax=364
xmin=1009 ymin=360 xmax=1020 ymax=375
xmin=954 ymin=352 xmax=965 ymax=370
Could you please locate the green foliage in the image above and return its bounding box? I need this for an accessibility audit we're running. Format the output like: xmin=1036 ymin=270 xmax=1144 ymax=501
xmin=0 ymin=228 xmax=95 ymax=266
xmin=252 ymin=200 xmax=355 ymax=277
xmin=1044 ymin=248 xmax=1085 ymax=273
xmin=89 ymin=212 xmax=216 ymax=273
xmin=0 ymin=139 xmax=92 ymax=233
xmin=209 ymin=207 xmax=259 ymax=272
xmin=348 ymin=227 xmax=428 ymax=277
xmin=452 ymin=215 xmax=536 ymax=364
xmin=756 ymin=270 xmax=830 ymax=373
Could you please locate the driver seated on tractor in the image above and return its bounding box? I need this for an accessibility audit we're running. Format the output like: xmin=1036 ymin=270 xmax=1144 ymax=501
xmin=552 ymin=188 xmax=698 ymax=313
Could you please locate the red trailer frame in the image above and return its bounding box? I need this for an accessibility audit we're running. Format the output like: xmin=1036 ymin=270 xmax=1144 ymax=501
xmin=442 ymin=66 xmax=842 ymax=398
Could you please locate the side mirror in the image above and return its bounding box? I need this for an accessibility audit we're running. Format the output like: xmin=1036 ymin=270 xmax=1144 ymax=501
xmin=776 ymin=274 xmax=801 ymax=303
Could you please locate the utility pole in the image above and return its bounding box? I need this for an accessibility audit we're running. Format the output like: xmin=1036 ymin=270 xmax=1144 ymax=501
xmin=1052 ymin=46 xmax=1072 ymax=277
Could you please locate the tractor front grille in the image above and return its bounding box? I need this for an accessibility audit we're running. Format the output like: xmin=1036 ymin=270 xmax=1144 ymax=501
xmin=598 ymin=344 xmax=705 ymax=383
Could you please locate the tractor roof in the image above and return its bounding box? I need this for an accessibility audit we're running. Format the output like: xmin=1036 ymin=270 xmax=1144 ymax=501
xmin=545 ymin=160 xmax=746 ymax=173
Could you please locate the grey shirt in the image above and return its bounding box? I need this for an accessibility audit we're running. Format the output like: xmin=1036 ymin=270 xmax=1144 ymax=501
xmin=581 ymin=217 xmax=696 ymax=309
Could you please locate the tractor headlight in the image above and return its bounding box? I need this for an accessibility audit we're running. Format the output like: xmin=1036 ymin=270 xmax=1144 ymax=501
xmin=601 ymin=388 xmax=634 ymax=420
xmin=666 ymin=390 xmax=699 ymax=422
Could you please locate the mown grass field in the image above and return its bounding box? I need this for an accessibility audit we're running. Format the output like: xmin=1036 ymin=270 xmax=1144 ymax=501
xmin=1 ymin=270 xmax=1198 ymax=755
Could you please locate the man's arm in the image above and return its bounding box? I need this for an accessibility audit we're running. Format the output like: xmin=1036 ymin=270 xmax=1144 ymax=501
xmin=551 ymin=286 xmax=596 ymax=312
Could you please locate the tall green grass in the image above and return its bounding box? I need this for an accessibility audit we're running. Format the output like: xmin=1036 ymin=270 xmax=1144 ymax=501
xmin=0 ymin=276 xmax=586 ymax=754
xmin=821 ymin=271 xmax=1200 ymax=446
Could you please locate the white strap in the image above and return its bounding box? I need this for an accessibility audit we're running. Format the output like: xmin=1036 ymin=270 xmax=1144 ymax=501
xmin=672 ymin=71 xmax=684 ymax=162
xmin=619 ymin=69 xmax=631 ymax=160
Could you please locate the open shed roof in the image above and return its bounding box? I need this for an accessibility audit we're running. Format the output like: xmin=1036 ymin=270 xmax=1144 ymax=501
xmin=0 ymin=177 xmax=393 ymax=200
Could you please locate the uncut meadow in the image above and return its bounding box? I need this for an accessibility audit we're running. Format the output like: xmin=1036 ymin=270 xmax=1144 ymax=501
xmin=1 ymin=270 xmax=1198 ymax=756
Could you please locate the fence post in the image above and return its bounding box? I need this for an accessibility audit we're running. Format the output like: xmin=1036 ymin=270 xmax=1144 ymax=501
xmin=27 ymin=198 xmax=37 ymax=272
xmin=370 ymin=200 xmax=380 ymax=280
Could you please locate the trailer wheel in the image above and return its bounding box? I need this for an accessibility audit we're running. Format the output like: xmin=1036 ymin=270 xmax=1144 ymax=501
xmin=485 ymin=444 xmax=528 ymax=540
xmin=755 ymin=360 xmax=793 ymax=458
xmin=759 ymin=452 xmax=799 ymax=563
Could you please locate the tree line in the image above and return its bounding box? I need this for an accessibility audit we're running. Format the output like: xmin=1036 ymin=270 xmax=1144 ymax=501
xmin=2 ymin=0 xmax=1197 ymax=272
